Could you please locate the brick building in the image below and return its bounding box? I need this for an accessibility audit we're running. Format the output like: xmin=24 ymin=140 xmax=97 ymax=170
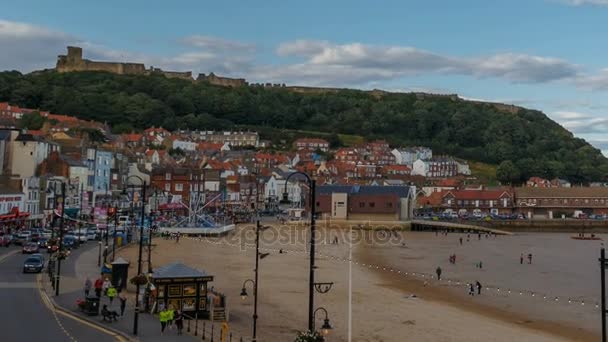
xmin=313 ymin=185 xmax=415 ymax=221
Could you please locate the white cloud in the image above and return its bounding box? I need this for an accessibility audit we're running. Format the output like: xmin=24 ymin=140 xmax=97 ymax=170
xmin=0 ymin=19 xmax=78 ymax=71
xmin=576 ymin=69 xmax=608 ymax=90
xmin=552 ymin=110 xmax=594 ymax=120
xmin=264 ymin=40 xmax=579 ymax=86
xmin=180 ymin=35 xmax=255 ymax=53
xmin=562 ymin=0 xmax=608 ymax=5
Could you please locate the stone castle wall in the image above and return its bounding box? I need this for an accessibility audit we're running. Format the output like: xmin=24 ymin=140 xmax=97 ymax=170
xmin=56 ymin=46 xmax=189 ymax=80
xmin=197 ymin=73 xmax=247 ymax=87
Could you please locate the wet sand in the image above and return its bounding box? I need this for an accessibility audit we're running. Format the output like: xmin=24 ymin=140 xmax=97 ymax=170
xmin=358 ymin=231 xmax=602 ymax=341
xmin=115 ymin=226 xmax=598 ymax=341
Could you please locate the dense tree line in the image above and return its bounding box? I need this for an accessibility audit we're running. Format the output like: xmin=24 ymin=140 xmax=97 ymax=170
xmin=0 ymin=70 xmax=606 ymax=183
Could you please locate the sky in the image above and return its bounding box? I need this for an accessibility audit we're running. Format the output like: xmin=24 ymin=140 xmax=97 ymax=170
xmin=1 ymin=0 xmax=608 ymax=153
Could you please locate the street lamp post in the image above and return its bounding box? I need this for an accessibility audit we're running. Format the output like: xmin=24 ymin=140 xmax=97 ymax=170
xmin=313 ymin=307 xmax=333 ymax=337
xmin=125 ymin=175 xmax=147 ymax=336
xmin=103 ymin=184 xmax=110 ymax=264
xmin=240 ymin=220 xmax=270 ymax=341
xmin=55 ymin=181 xmax=66 ymax=296
xmin=282 ymin=172 xmax=317 ymax=332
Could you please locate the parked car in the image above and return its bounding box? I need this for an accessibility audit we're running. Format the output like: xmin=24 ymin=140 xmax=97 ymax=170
xmin=14 ymin=232 xmax=32 ymax=245
xmin=23 ymin=255 xmax=44 ymax=273
xmin=86 ymin=229 xmax=97 ymax=241
xmin=22 ymin=242 xmax=40 ymax=254
xmin=41 ymin=230 xmax=53 ymax=239
xmin=0 ymin=234 xmax=11 ymax=247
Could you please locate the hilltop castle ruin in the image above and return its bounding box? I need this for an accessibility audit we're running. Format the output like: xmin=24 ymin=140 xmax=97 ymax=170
xmin=56 ymin=46 xmax=247 ymax=86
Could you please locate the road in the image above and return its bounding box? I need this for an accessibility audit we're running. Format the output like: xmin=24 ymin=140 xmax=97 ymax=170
xmin=0 ymin=244 xmax=117 ymax=342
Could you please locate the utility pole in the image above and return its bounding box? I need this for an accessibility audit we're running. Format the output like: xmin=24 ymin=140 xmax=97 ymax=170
xmin=133 ymin=179 xmax=147 ymax=336
xmin=601 ymin=248 xmax=607 ymax=342
xmin=308 ymin=179 xmax=316 ymax=332
xmin=55 ymin=181 xmax=65 ymax=296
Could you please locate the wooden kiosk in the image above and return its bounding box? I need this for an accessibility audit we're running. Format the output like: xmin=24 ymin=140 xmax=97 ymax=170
xmin=151 ymin=263 xmax=214 ymax=316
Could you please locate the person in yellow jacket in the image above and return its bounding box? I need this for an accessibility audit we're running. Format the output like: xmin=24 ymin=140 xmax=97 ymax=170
xmin=107 ymin=285 xmax=118 ymax=305
xmin=159 ymin=307 xmax=169 ymax=334
xmin=167 ymin=305 xmax=175 ymax=329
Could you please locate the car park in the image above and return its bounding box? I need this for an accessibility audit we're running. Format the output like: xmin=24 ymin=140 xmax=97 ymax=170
xmin=22 ymin=242 xmax=39 ymax=254
xmin=23 ymin=256 xmax=44 ymax=273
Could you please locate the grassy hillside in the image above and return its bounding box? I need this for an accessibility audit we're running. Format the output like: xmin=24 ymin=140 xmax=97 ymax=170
xmin=0 ymin=69 xmax=606 ymax=183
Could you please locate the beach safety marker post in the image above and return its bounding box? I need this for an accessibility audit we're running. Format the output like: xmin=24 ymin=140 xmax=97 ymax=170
xmin=600 ymin=248 xmax=607 ymax=342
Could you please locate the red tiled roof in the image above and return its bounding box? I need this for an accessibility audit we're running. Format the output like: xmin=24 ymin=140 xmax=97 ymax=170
xmin=47 ymin=114 xmax=79 ymax=122
xmin=383 ymin=164 xmax=411 ymax=172
xmin=443 ymin=190 xmax=512 ymax=200
xmin=294 ymin=138 xmax=329 ymax=144
xmin=124 ymin=133 xmax=143 ymax=142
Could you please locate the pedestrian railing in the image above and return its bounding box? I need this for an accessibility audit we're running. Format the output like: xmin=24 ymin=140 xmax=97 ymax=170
xmin=182 ymin=315 xmax=249 ymax=342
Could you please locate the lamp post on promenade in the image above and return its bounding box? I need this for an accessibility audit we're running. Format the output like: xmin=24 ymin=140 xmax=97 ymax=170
xmin=124 ymin=175 xmax=147 ymax=336
xmin=240 ymin=220 xmax=270 ymax=341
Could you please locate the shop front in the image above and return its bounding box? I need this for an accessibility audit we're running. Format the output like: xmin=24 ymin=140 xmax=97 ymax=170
xmin=151 ymin=263 xmax=214 ymax=316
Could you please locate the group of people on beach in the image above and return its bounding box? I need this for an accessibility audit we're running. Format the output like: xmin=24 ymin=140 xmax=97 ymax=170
xmin=520 ymin=253 xmax=533 ymax=264
xmin=469 ymin=281 xmax=483 ymax=296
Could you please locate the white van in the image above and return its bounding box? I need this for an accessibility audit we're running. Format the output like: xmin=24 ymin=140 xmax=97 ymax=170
xmin=118 ymin=216 xmax=130 ymax=226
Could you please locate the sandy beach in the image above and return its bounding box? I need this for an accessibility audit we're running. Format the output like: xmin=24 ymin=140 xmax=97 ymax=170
xmin=114 ymin=224 xmax=600 ymax=341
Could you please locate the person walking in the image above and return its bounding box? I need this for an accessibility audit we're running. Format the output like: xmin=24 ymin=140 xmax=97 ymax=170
xmin=159 ymin=307 xmax=169 ymax=334
xmin=520 ymin=253 xmax=524 ymax=265
xmin=435 ymin=266 xmax=442 ymax=281
xmin=469 ymin=283 xmax=475 ymax=296
xmin=459 ymin=237 xmax=463 ymax=245
xmin=175 ymin=310 xmax=184 ymax=335
xmin=176 ymin=232 xmax=180 ymax=243
xmin=84 ymin=278 xmax=92 ymax=297
xmin=528 ymin=253 xmax=533 ymax=264
xmin=102 ymin=277 xmax=111 ymax=296
xmin=107 ymin=285 xmax=117 ymax=305
xmin=476 ymin=281 xmax=482 ymax=295
xmin=168 ymin=305 xmax=175 ymax=329
xmin=94 ymin=277 xmax=103 ymax=298
xmin=119 ymin=294 xmax=127 ymax=316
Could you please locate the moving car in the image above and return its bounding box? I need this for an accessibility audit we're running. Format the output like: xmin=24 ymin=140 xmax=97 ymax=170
xmin=41 ymin=230 xmax=53 ymax=239
xmin=14 ymin=232 xmax=32 ymax=245
xmin=22 ymin=242 xmax=40 ymax=254
xmin=37 ymin=237 xmax=49 ymax=249
xmin=23 ymin=255 xmax=44 ymax=273
xmin=62 ymin=236 xmax=78 ymax=249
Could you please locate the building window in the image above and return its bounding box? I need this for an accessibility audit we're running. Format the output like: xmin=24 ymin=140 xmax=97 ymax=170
xmin=165 ymin=184 xmax=170 ymax=192
xmin=175 ymin=183 xmax=183 ymax=192
xmin=165 ymin=173 xmax=171 ymax=180
xmin=386 ymin=202 xmax=393 ymax=208
xmin=316 ymin=201 xmax=320 ymax=207
xmin=359 ymin=202 xmax=365 ymax=208
xmin=369 ymin=202 xmax=375 ymax=208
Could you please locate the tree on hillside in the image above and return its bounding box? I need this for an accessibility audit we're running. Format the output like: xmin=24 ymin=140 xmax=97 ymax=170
xmin=496 ymin=160 xmax=521 ymax=184
xmin=19 ymin=111 xmax=45 ymax=130
xmin=1 ymin=70 xmax=607 ymax=182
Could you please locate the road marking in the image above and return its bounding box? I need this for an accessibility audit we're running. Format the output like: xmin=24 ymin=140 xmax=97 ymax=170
xmin=0 ymin=282 xmax=37 ymax=288
xmin=36 ymin=274 xmax=129 ymax=342
xmin=0 ymin=249 xmax=19 ymax=264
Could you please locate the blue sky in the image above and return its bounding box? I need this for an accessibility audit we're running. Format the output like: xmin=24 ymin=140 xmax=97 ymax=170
xmin=1 ymin=0 xmax=608 ymax=152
